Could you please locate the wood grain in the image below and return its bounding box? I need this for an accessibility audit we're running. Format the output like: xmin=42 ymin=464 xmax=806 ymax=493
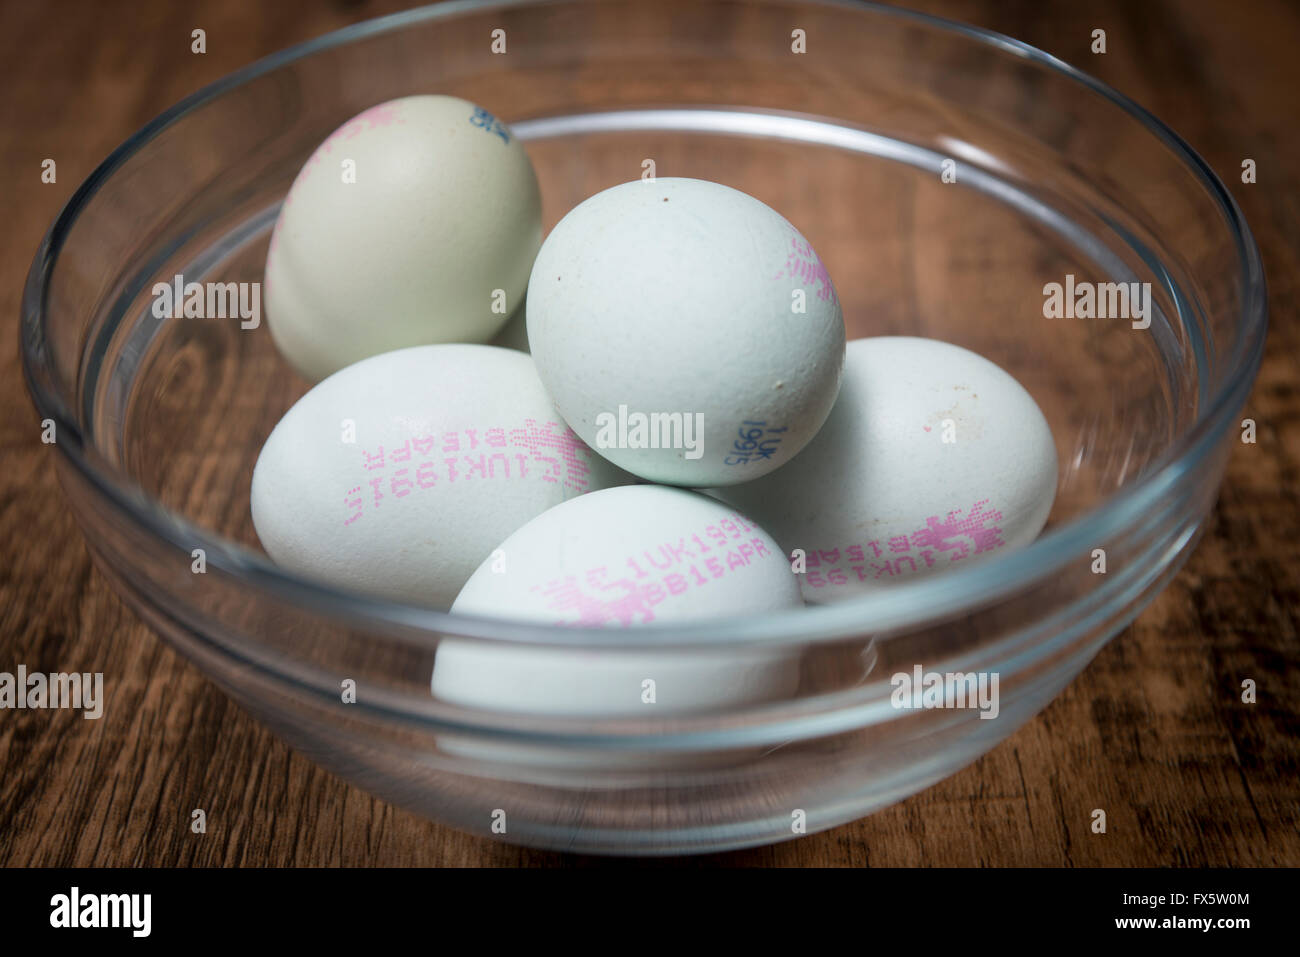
xmin=0 ymin=0 xmax=1296 ymax=866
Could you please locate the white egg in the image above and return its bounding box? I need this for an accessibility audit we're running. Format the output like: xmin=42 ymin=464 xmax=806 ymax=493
xmin=250 ymin=345 xmax=625 ymax=608
xmin=265 ymin=95 xmax=542 ymax=382
xmin=526 ymin=177 xmax=845 ymax=487
xmin=433 ymin=485 xmax=803 ymax=716
xmin=712 ymin=337 xmax=1058 ymax=603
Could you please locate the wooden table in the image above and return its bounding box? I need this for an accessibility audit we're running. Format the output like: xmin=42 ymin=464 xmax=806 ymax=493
xmin=1 ymin=0 xmax=1296 ymax=866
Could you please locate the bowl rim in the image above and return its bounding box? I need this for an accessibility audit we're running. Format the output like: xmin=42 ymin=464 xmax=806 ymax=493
xmin=21 ymin=0 xmax=1268 ymax=651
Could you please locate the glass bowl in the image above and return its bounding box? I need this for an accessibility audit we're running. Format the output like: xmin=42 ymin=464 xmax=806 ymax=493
xmin=21 ymin=0 xmax=1266 ymax=855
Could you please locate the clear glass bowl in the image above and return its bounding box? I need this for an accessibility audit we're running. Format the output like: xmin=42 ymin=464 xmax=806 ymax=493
xmin=21 ymin=0 xmax=1266 ymax=855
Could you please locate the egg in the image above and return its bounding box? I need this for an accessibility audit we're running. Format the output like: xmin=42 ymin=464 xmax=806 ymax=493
xmin=264 ymin=95 xmax=542 ymax=382
xmin=250 ymin=345 xmax=625 ymax=608
xmin=526 ymin=177 xmax=845 ymax=487
xmin=712 ymin=337 xmax=1058 ymax=602
xmin=488 ymin=300 xmax=530 ymax=353
xmin=432 ymin=485 xmax=803 ymax=715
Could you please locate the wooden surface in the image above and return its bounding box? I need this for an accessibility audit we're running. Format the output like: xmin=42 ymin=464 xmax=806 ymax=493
xmin=1 ymin=0 xmax=1296 ymax=866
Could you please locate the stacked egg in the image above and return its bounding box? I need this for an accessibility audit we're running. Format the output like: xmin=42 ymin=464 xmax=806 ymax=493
xmin=252 ymin=95 xmax=1058 ymax=717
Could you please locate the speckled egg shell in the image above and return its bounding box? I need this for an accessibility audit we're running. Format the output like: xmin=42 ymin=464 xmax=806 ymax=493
xmin=265 ymin=95 xmax=542 ymax=381
xmin=711 ymin=337 xmax=1058 ymax=602
xmin=526 ymin=177 xmax=845 ymax=486
xmin=250 ymin=344 xmax=625 ymax=609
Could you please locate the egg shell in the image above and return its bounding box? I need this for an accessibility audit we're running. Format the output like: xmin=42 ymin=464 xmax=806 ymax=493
xmin=488 ymin=299 xmax=530 ymax=353
xmin=265 ymin=95 xmax=542 ymax=382
xmin=250 ymin=345 xmax=626 ymax=609
xmin=711 ymin=337 xmax=1058 ymax=603
xmin=526 ymin=177 xmax=845 ymax=487
xmin=433 ymin=485 xmax=803 ymax=716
